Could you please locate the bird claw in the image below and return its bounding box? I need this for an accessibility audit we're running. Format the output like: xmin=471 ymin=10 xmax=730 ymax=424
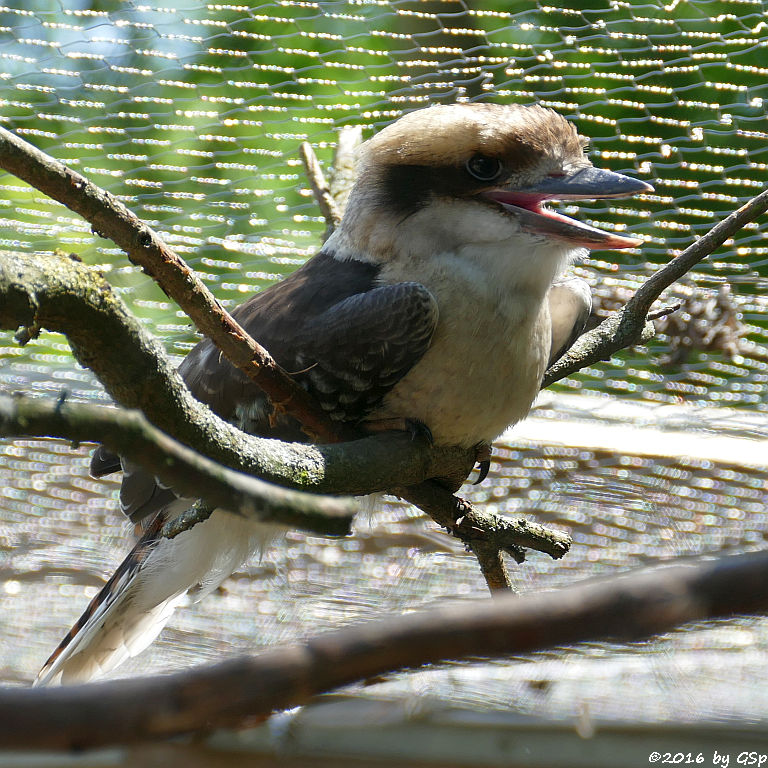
xmin=473 ymin=442 xmax=492 ymax=484
xmin=406 ymin=418 xmax=433 ymax=444
xmin=473 ymin=459 xmax=491 ymax=485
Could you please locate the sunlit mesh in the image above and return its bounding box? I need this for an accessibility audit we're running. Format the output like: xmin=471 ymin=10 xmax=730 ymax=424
xmin=1 ymin=0 xmax=768 ymax=735
xmin=0 ymin=0 xmax=766 ymax=405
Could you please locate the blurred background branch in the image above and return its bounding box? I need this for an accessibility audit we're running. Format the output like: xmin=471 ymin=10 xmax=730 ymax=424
xmin=3 ymin=549 xmax=768 ymax=750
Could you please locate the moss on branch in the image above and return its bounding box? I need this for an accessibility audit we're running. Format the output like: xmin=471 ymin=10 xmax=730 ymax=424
xmin=0 ymin=251 xmax=474 ymax=493
xmin=0 ymin=395 xmax=354 ymax=536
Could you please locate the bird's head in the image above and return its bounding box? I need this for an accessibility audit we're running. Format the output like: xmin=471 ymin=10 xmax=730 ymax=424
xmin=329 ymin=103 xmax=651 ymax=287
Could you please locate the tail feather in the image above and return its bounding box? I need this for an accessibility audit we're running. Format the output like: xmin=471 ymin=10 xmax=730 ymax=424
xmin=36 ymin=507 xmax=275 ymax=686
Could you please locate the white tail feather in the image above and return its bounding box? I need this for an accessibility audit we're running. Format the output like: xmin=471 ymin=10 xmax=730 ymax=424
xmin=36 ymin=593 xmax=189 ymax=686
xmin=36 ymin=509 xmax=277 ymax=686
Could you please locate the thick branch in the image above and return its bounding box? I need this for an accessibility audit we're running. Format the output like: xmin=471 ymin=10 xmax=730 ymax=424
xmin=3 ymin=549 xmax=768 ymax=750
xmin=0 ymin=394 xmax=567 ymax=559
xmin=0 ymin=395 xmax=354 ymax=537
xmin=0 ymin=252 xmax=483 ymax=495
xmin=0 ymin=125 xmax=344 ymax=442
xmin=543 ymin=187 xmax=768 ymax=387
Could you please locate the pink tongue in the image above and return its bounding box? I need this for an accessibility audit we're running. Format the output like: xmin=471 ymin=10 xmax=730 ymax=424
xmin=488 ymin=190 xmax=549 ymax=210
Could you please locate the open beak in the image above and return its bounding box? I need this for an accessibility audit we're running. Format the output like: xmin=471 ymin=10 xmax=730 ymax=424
xmin=483 ymin=167 xmax=653 ymax=250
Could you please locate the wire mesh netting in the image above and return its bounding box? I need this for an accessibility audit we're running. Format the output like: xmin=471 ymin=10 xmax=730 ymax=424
xmin=1 ymin=0 xmax=768 ymax=755
xmin=1 ymin=1 xmax=767 ymax=402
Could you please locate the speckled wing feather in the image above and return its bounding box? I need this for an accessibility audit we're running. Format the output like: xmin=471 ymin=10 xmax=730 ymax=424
xmin=112 ymin=253 xmax=437 ymax=524
xmin=290 ymin=281 xmax=438 ymax=423
xmin=177 ymin=251 xmax=438 ymax=435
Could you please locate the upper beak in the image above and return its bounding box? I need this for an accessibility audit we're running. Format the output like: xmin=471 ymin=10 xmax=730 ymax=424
xmin=483 ymin=167 xmax=653 ymax=250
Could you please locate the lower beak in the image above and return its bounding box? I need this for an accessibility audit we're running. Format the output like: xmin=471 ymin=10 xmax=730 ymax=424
xmin=484 ymin=167 xmax=653 ymax=250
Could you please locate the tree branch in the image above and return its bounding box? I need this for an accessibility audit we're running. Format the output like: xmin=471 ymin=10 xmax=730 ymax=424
xmin=468 ymin=540 xmax=516 ymax=593
xmin=327 ymin=125 xmax=364 ymax=218
xmin=0 ymin=124 xmax=345 ymax=442
xmin=543 ymin=187 xmax=768 ymax=387
xmin=3 ymin=549 xmax=768 ymax=750
xmin=0 ymin=252 xmax=460 ymax=493
xmin=299 ymin=141 xmax=341 ymax=238
xmin=1 ymin=126 xmax=572 ymax=587
xmin=0 ymin=393 xmax=568 ymax=559
xmin=0 ymin=251 xmax=568 ymax=560
xmin=0 ymin=395 xmax=354 ymax=537
xmin=398 ymin=481 xmax=568 ymax=561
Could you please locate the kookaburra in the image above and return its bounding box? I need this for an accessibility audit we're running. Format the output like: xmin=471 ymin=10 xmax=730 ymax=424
xmin=36 ymin=103 xmax=651 ymax=685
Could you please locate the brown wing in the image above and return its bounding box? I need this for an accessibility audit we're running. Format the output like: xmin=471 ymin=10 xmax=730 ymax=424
xmin=290 ymin=281 xmax=438 ymax=423
xmin=94 ymin=249 xmax=439 ymax=523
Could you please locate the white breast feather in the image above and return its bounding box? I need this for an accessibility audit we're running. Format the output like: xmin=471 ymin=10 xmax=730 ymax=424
xmin=372 ymin=209 xmax=578 ymax=446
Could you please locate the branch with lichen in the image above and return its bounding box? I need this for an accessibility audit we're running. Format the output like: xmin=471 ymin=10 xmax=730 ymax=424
xmin=0 ymin=249 xmax=569 ymax=559
xmin=0 ymin=394 xmax=354 ymax=537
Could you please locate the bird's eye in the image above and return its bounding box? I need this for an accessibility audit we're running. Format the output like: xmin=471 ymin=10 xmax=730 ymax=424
xmin=466 ymin=155 xmax=503 ymax=182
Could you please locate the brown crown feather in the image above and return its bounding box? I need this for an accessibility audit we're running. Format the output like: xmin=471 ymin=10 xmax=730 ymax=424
xmin=361 ymin=103 xmax=587 ymax=174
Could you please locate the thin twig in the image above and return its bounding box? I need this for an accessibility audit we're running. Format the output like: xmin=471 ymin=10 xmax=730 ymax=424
xmin=299 ymin=141 xmax=341 ymax=237
xmin=631 ymin=188 xmax=768 ymax=315
xmin=647 ymin=302 xmax=682 ymax=321
xmin=468 ymin=540 xmax=517 ymax=593
xmin=328 ymin=125 xmax=363 ymax=217
xmin=3 ymin=549 xmax=768 ymax=749
xmin=543 ymin=187 xmax=768 ymax=387
xmin=399 ymin=481 xmax=570 ymax=561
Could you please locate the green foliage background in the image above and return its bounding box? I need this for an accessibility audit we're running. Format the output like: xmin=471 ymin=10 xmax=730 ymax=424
xmin=0 ymin=0 xmax=767 ymax=406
